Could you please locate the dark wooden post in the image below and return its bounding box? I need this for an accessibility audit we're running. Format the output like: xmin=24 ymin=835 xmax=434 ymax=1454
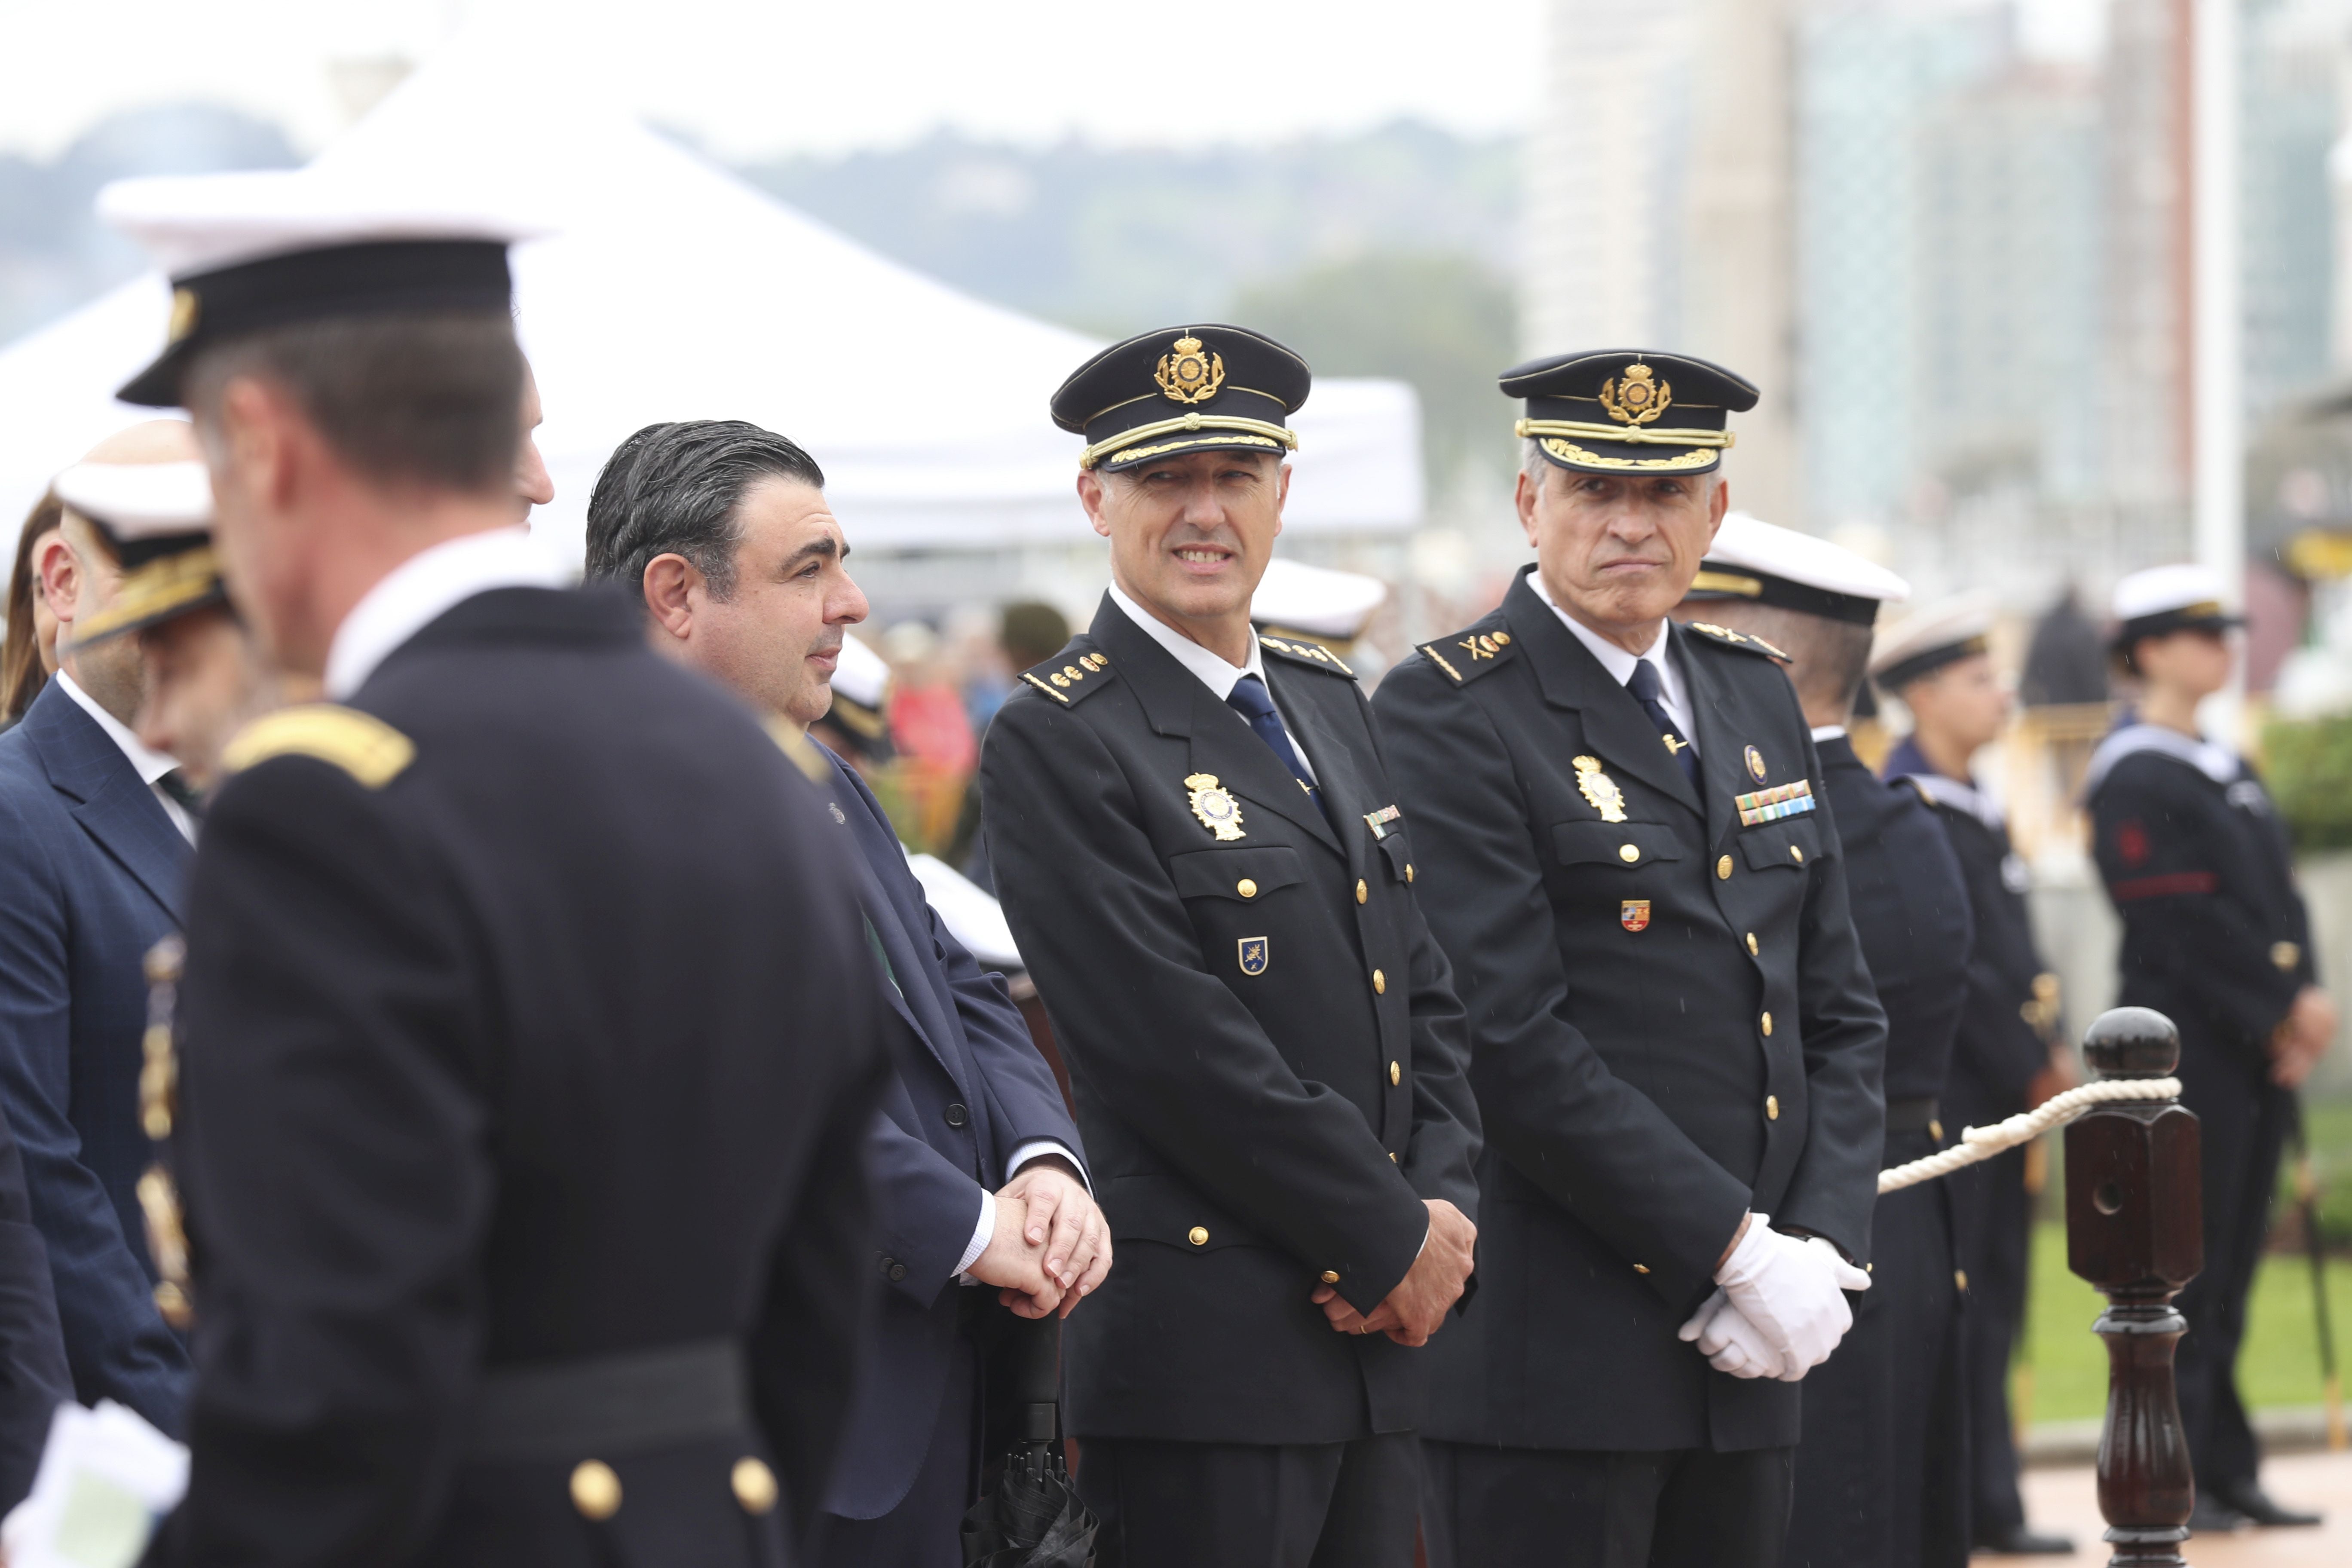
xmin=2066 ymin=1007 xmax=2204 ymax=1566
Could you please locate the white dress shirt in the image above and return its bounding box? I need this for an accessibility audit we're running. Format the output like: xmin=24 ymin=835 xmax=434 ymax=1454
xmin=1526 ymin=573 xmax=1699 ymax=754
xmin=323 ymin=527 xmax=569 ymax=701
xmin=56 ymin=671 xmax=195 ymax=843
xmin=1810 ymin=725 xmax=1847 ymax=744
xmin=1103 ymin=581 xmax=1316 ymax=782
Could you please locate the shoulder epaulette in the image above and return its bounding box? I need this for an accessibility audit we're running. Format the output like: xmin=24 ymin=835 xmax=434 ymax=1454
xmin=1905 ymin=776 xmax=1936 ymax=807
xmin=1017 ymin=644 xmax=1118 ymax=707
xmin=764 ymin=717 xmax=832 ymax=783
xmin=1257 ymin=633 xmax=1356 ymax=678
xmin=219 ymin=704 xmax=413 ymax=788
xmin=1415 ymin=622 xmax=1519 ymax=686
xmin=1682 ymin=620 xmax=1792 ymax=663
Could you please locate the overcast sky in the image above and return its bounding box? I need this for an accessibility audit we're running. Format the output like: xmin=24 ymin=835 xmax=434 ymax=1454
xmin=0 ymin=0 xmax=2109 ymax=161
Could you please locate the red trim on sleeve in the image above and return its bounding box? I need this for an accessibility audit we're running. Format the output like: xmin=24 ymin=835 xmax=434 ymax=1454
xmin=2110 ymin=871 xmax=2219 ymax=901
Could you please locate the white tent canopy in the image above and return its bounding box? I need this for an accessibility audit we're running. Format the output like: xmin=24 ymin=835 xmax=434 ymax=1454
xmin=0 ymin=43 xmax=1423 ymax=567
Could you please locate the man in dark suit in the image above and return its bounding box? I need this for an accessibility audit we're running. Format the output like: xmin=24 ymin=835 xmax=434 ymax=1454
xmin=106 ymin=181 xmax=886 ymax=1566
xmin=1875 ymin=600 xmax=2078 ymax=1556
xmin=1372 ymin=351 xmax=1886 ymax=1568
xmin=2086 ymin=564 xmax=2331 ymax=1533
xmin=982 ymin=325 xmax=1482 ymax=1568
xmin=0 ymin=420 xmax=202 ymax=1437
xmin=0 ymin=1098 xmax=71 ymax=1512
xmin=583 ymin=419 xmax=1102 ymax=1568
xmin=1674 ymin=514 xmax=1972 ymax=1568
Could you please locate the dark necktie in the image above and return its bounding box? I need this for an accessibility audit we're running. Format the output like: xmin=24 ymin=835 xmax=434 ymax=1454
xmin=157 ymin=769 xmax=205 ymax=823
xmin=1228 ymin=674 xmax=1330 ymax=823
xmin=1626 ymin=660 xmax=1700 ymax=789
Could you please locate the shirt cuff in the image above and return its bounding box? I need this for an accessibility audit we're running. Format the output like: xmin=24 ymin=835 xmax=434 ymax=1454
xmin=955 ymin=1189 xmax=995 ymax=1281
xmin=1005 ymin=1138 xmax=1090 ymax=1192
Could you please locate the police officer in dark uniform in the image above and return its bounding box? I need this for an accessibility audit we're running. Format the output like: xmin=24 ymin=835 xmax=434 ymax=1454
xmin=1874 ymin=600 xmax=2077 ymax=1556
xmin=1674 ymin=514 xmax=1972 ymax=1568
xmin=105 ymin=181 xmax=886 ymax=1565
xmin=2086 ymin=564 xmax=2331 ymax=1533
xmin=980 ymin=325 xmax=1483 ymax=1568
xmin=1372 ymin=352 xmax=1886 ymax=1568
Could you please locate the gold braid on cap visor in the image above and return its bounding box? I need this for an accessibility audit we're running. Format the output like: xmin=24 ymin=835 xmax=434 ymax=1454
xmin=64 ymin=545 xmax=223 ymax=646
xmin=1514 ymin=417 xmax=1738 ymax=450
xmin=1081 ymin=413 xmax=1300 ymax=471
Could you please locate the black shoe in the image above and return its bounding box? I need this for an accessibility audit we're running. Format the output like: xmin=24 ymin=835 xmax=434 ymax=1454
xmin=1974 ymin=1523 xmax=2076 ymax=1555
xmin=2208 ymin=1479 xmax=2323 ymax=1528
xmin=2186 ymin=1495 xmax=2254 ymax=1534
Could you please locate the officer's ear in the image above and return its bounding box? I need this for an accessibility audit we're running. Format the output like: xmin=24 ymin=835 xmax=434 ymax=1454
xmin=640 ymin=552 xmax=704 ymax=644
xmin=1704 ymin=473 xmax=1730 ymax=542
xmin=1076 ymin=468 xmax=1112 ymax=539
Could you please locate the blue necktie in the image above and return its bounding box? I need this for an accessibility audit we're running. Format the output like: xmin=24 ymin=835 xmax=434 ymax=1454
xmin=1228 ymin=674 xmax=1330 ymax=823
xmin=1626 ymin=660 xmax=1700 ymax=789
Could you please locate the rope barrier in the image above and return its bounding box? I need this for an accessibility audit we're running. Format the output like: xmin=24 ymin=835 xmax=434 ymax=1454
xmin=1877 ymin=1077 xmax=2183 ymax=1194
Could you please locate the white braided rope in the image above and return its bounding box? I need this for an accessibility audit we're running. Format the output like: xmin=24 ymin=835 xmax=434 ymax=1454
xmin=1877 ymin=1078 xmax=2184 ymax=1194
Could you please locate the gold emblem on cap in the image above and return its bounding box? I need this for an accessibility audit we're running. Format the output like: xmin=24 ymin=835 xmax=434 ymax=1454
xmin=1155 ymin=333 xmax=1226 ymax=406
xmin=1598 ymin=362 xmax=1672 ymax=427
xmin=1573 ymin=756 xmax=1628 ymax=824
xmin=1185 ymin=773 xmax=1246 ymax=840
xmin=167 ymin=288 xmax=201 ymax=344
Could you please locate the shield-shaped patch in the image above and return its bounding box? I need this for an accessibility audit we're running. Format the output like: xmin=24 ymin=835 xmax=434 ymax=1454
xmin=1237 ymin=937 xmax=1269 ymax=975
xmin=1620 ymin=900 xmax=1651 ymax=933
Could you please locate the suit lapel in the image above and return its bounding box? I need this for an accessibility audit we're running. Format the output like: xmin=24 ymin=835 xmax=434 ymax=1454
xmin=1680 ymin=627 xmax=1751 ymax=845
xmin=1272 ymin=665 xmax=1371 ymax=845
xmin=24 ymin=683 xmax=187 ymax=921
xmin=1507 ymin=575 xmax=1703 ymax=819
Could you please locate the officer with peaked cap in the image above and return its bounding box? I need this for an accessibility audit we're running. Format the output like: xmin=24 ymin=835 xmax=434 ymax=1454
xmin=1873 ymin=599 xmax=2078 ymax=1557
xmin=2086 ymin=564 xmax=2331 ymax=1533
xmin=1675 ymin=514 xmax=1972 ymax=1568
xmin=979 ymin=325 xmax=1482 ymax=1568
xmin=1371 ymin=351 xmax=1886 ymax=1568
xmin=101 ymin=170 xmax=886 ymax=1565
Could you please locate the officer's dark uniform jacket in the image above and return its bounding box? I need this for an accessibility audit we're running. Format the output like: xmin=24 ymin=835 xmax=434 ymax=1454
xmin=153 ymin=588 xmax=886 ymax=1568
xmin=1787 ymin=734 xmax=1972 ymax=1568
xmin=1368 ymin=567 xmax=1887 ymax=1453
xmin=2086 ymin=725 xmax=2316 ymax=1064
xmin=978 ymin=596 xmax=1482 ymax=1446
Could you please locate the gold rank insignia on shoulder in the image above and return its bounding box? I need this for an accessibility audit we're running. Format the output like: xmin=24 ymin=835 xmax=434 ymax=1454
xmin=1689 ymin=621 xmax=1746 ymax=645
xmin=1185 ymin=773 xmax=1246 ymax=840
xmin=1734 ymin=780 xmax=1816 ymax=827
xmin=1574 ymin=756 xmax=1629 ymax=823
xmin=220 ymin=704 xmax=413 ymax=788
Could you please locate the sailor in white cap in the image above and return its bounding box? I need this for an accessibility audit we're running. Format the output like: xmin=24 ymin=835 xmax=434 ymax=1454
xmin=1677 ymin=514 xmax=1974 ymax=1568
xmin=1874 ymin=600 xmax=2077 ymax=1556
xmin=2086 ymin=565 xmax=2331 ymax=1532
xmin=809 ymin=631 xmax=896 ymax=773
xmin=1249 ymin=557 xmax=1389 ymax=667
xmin=103 ymin=170 xmax=887 ymax=1566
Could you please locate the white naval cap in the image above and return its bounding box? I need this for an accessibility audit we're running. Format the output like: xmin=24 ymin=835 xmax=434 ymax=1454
xmin=1870 ymin=595 xmax=1996 ymax=689
xmin=2109 ymin=564 xmax=2243 ymax=649
xmin=1684 ymin=511 xmax=1910 ymax=625
xmin=98 ymin=167 xmax=549 ymax=409
xmin=50 ymin=460 xmax=213 ymax=542
xmin=830 ymin=632 xmax=893 ymax=713
xmin=1250 ymin=557 xmax=1388 ymax=641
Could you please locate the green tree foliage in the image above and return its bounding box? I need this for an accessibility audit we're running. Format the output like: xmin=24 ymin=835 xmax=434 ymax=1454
xmin=2263 ymin=714 xmax=2352 ymax=850
xmin=1233 ymin=251 xmax=1519 ymax=494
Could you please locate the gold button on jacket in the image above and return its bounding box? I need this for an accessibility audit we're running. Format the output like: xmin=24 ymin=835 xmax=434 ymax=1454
xmin=1356 ymin=879 xmax=1368 ymax=903
xmin=570 ymin=1460 xmax=622 ymax=1520
xmin=1717 ymin=854 xmax=1733 ymax=879
xmin=1320 ymin=1269 xmax=1340 ymax=1284
xmin=1187 ymin=1226 xmax=1209 ymax=1246
xmin=1237 ymin=878 xmax=1258 ymax=898
xmin=1389 ymin=1060 xmax=1401 ymax=1085
xmin=1760 ymin=1011 xmax=1772 ymax=1036
xmin=1765 ymin=1094 xmax=1779 ymax=1121
xmin=732 ymin=1457 xmax=778 ymax=1515
xmin=1372 ymin=968 xmax=1386 ymax=995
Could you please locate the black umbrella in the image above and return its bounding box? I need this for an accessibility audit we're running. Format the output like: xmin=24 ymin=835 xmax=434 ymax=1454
xmin=961 ymin=1310 xmax=1095 ymax=1567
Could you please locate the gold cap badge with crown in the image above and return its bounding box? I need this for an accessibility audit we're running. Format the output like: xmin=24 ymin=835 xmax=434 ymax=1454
xmin=1598 ymin=362 xmax=1672 ymax=426
xmin=1155 ymin=334 xmax=1226 ymax=406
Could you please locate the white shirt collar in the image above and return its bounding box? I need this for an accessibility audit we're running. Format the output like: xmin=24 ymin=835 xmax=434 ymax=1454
xmin=1810 ymin=725 xmax=1847 ymax=743
xmin=1105 ymin=580 xmax=1268 ymax=701
xmin=325 ymin=527 xmax=569 ymax=700
xmin=56 ymin=670 xmax=179 ymax=784
xmin=1524 ymin=571 xmax=1691 ymax=717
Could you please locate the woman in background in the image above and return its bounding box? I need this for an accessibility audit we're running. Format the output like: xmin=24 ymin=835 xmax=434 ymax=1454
xmin=1 ymin=492 xmax=63 ymax=728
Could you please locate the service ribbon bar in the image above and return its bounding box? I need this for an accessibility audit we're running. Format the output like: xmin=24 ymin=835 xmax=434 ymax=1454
xmin=1734 ymin=780 xmax=1816 ymax=827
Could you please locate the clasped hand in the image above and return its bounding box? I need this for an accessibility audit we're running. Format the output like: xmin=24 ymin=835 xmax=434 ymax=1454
xmin=1310 ymin=1199 xmax=1476 ymax=1347
xmin=1676 ymin=1212 xmax=1868 ymax=1382
xmin=965 ymin=1158 xmax=1112 ymax=1320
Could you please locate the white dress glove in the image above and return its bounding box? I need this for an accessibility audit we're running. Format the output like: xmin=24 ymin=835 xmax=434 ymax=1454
xmin=1711 ymin=1213 xmax=1871 ymax=1378
xmin=1676 ymin=1289 xmax=1790 ymax=1380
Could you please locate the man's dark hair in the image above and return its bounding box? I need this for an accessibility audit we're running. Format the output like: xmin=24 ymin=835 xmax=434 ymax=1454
xmin=583 ymin=420 xmax=827 ymax=598
xmin=1000 ymin=600 xmax=1071 ymax=670
xmin=184 ymin=312 xmax=523 ymax=494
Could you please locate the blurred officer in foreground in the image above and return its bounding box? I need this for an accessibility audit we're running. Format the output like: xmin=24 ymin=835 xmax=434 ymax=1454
xmin=1874 ymin=600 xmax=2077 ymax=1556
xmin=1676 ymin=514 xmax=1970 ymax=1568
xmin=0 ymin=423 xmax=202 ymax=1440
xmin=982 ymin=326 xmax=1482 ymax=1568
xmin=2086 ymin=564 xmax=2331 ymax=1533
xmin=104 ymin=174 xmax=885 ymax=1565
xmin=585 ymin=418 xmax=1101 ymax=1568
xmin=1373 ymin=351 xmax=1886 ymax=1568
